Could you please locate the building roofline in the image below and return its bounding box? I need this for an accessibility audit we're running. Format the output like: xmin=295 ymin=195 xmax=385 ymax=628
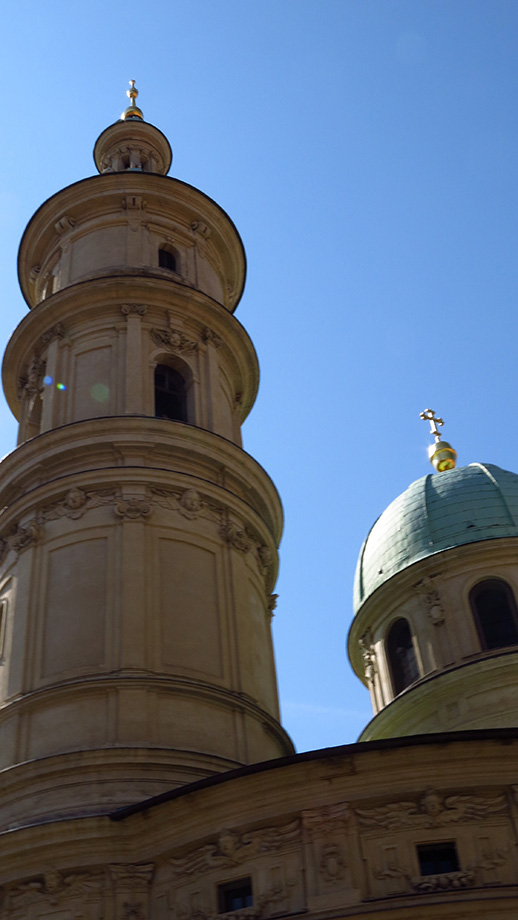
xmin=109 ymin=726 xmax=518 ymax=821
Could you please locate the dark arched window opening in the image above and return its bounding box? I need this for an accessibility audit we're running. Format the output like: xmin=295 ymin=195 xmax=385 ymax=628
xmin=159 ymin=247 xmax=177 ymax=272
xmin=386 ymin=618 xmax=419 ymax=695
xmin=155 ymin=365 xmax=187 ymax=422
xmin=470 ymin=579 xmax=518 ymax=650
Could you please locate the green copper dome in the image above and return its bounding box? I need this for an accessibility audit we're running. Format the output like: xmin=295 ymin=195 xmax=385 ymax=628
xmin=353 ymin=463 xmax=518 ymax=614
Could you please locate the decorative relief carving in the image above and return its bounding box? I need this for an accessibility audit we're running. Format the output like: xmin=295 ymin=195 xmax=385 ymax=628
xmin=10 ymin=482 xmax=272 ymax=581
xmin=151 ymin=487 xmax=217 ymax=523
xmin=40 ymin=322 xmax=66 ymax=345
xmin=123 ymin=192 xmax=147 ymax=209
xmin=356 ymin=787 xmax=507 ymax=829
xmin=374 ymin=863 xmax=475 ymax=891
xmin=303 ymin=803 xmax=349 ymax=886
xmin=202 ymin=327 xmax=223 ymax=348
xmin=150 ymin=327 xmax=196 ymax=353
xmin=359 ymin=629 xmax=377 ymax=687
xmin=29 ymin=264 xmax=41 ymax=282
xmin=54 ymin=215 xmax=76 ymax=235
xmin=256 ymin=882 xmax=295 ymax=913
xmin=373 ymin=862 xmax=410 ymax=883
xmin=122 ymin=303 xmax=147 ymax=316
xmin=191 ymin=220 xmax=211 ymax=239
xmin=416 ymin=574 xmax=446 ymax=625
xmin=170 ymin=821 xmax=300 ymax=877
xmin=110 ymin=864 xmax=154 ymax=920
xmin=0 ymin=519 xmax=41 ymax=561
xmin=41 ymin=488 xmax=115 ymax=522
xmin=178 ymin=488 xmax=203 ymax=518
xmin=303 ymin=802 xmax=350 ymax=836
xmin=413 ymin=871 xmax=475 ymax=892
xmin=220 ymin=521 xmax=251 ymax=554
xmin=19 ymin=354 xmax=44 ymax=405
xmin=114 ymin=498 xmax=152 ymax=521
xmin=257 ymin=544 xmax=272 ymax=569
xmin=109 ymin=864 xmax=154 ymax=887
xmin=6 ymin=868 xmax=104 ymax=909
xmin=267 ymin=593 xmax=278 ymax=616
xmin=320 ymin=843 xmax=346 ymax=882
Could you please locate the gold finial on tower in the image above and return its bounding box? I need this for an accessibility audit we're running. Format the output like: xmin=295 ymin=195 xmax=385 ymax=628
xmin=420 ymin=408 xmax=457 ymax=472
xmin=121 ymin=80 xmax=144 ymax=121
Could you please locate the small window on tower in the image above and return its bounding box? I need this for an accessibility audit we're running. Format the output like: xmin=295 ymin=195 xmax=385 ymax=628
xmin=417 ymin=842 xmax=460 ymax=876
xmin=470 ymin=578 xmax=518 ymax=650
xmin=0 ymin=600 xmax=6 ymax=659
xmin=386 ymin=618 xmax=419 ymax=695
xmin=158 ymin=247 xmax=177 ymax=272
xmin=154 ymin=364 xmax=187 ymax=422
xmin=218 ymin=878 xmax=253 ymax=913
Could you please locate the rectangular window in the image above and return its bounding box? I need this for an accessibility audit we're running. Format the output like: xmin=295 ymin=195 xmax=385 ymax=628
xmin=218 ymin=878 xmax=253 ymax=913
xmin=0 ymin=599 xmax=6 ymax=659
xmin=417 ymin=842 xmax=459 ymax=876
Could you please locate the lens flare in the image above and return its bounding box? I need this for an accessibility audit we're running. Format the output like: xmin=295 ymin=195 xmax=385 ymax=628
xmin=91 ymin=383 xmax=109 ymax=403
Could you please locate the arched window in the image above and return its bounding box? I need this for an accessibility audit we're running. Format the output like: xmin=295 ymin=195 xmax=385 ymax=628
xmin=386 ymin=618 xmax=419 ymax=695
xmin=158 ymin=247 xmax=177 ymax=272
xmin=470 ymin=579 xmax=518 ymax=650
xmin=154 ymin=365 xmax=187 ymax=422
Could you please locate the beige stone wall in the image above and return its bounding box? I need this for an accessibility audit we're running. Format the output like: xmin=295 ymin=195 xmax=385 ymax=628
xmin=0 ymin=736 xmax=516 ymax=918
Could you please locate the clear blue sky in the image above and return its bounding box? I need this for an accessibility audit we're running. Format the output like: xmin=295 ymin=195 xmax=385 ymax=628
xmin=2 ymin=1 xmax=518 ymax=751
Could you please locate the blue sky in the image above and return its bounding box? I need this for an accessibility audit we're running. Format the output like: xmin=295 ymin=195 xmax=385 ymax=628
xmin=3 ymin=1 xmax=518 ymax=751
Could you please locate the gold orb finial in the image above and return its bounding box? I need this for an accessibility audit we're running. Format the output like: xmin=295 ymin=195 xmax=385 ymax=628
xmin=420 ymin=408 xmax=457 ymax=472
xmin=121 ymin=79 xmax=144 ymax=121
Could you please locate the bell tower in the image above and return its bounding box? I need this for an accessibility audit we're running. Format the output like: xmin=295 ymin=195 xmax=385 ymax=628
xmin=0 ymin=84 xmax=293 ymax=829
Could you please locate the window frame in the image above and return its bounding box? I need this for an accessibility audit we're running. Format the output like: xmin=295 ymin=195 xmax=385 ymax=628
xmin=470 ymin=577 xmax=518 ymax=651
xmin=218 ymin=878 xmax=253 ymax=914
xmin=385 ymin=617 xmax=420 ymax=696
xmin=154 ymin=363 xmax=188 ymax=423
xmin=417 ymin=841 xmax=460 ymax=876
xmin=158 ymin=244 xmax=179 ymax=274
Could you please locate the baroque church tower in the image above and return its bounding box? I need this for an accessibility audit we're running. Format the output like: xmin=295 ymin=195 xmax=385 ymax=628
xmin=1 ymin=86 xmax=518 ymax=920
xmin=0 ymin=83 xmax=292 ymax=828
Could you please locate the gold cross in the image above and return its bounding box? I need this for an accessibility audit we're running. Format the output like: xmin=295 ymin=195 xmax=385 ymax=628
xmin=420 ymin=408 xmax=444 ymax=440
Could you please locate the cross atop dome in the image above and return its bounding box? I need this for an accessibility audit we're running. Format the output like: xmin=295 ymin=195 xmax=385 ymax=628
xmin=121 ymin=79 xmax=144 ymax=121
xmin=420 ymin=407 xmax=457 ymax=472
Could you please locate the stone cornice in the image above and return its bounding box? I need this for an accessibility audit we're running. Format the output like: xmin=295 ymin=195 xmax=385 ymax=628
xmin=0 ymin=419 xmax=282 ymax=544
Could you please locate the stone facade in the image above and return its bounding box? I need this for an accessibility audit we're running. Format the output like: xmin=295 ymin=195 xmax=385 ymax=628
xmin=1 ymin=736 xmax=518 ymax=918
